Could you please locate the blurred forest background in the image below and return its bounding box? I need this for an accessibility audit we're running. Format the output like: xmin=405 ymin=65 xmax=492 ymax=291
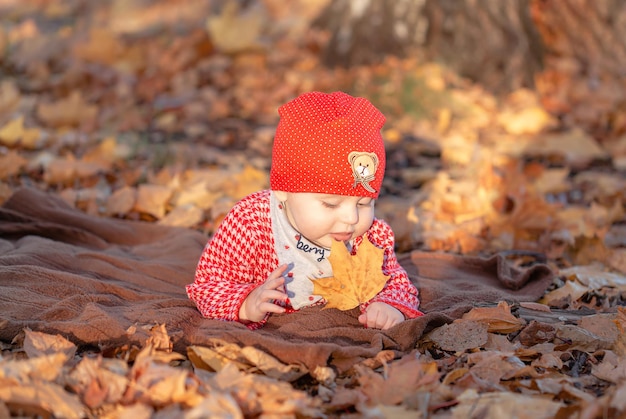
xmin=2 ymin=1 xmax=626 ymax=417
xmin=0 ymin=0 xmax=625 ymax=272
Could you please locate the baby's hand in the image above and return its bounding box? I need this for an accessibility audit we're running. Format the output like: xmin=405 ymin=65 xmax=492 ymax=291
xmin=358 ymin=302 xmax=404 ymax=330
xmin=239 ymin=264 xmax=289 ymax=323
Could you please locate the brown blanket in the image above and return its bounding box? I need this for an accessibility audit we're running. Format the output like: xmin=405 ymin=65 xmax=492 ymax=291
xmin=0 ymin=188 xmax=555 ymax=372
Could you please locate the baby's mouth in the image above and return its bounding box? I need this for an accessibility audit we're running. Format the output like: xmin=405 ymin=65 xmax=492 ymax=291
xmin=330 ymin=233 xmax=352 ymax=242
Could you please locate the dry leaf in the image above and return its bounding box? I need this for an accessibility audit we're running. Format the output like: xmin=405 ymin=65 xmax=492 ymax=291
xmin=184 ymin=392 xmax=243 ymax=419
xmin=312 ymin=236 xmax=389 ymax=311
xmin=0 ymin=117 xmax=26 ymax=146
xmin=0 ymin=380 xmax=85 ymax=419
xmin=426 ymin=319 xmax=489 ymax=352
xmin=0 ymin=80 xmax=20 ymax=115
xmin=0 ymin=116 xmax=40 ymax=148
xmin=526 ymin=128 xmax=608 ymax=168
xmin=467 ymin=352 xmax=526 ymax=384
xmin=67 ymin=356 xmax=129 ymax=409
xmin=187 ymin=341 xmax=251 ymax=372
xmin=0 ymin=150 xmax=27 ymax=180
xmin=129 ymin=345 xmax=202 ymax=407
xmin=145 ymin=324 xmax=173 ymax=353
xmin=223 ymin=165 xmax=269 ymax=200
xmin=82 ymin=136 xmax=126 ymax=169
xmin=613 ymin=307 xmax=626 ymax=356
xmin=357 ymin=353 xmax=440 ymax=405
xmin=133 ymin=184 xmax=173 ymax=219
xmin=73 ymin=27 xmax=124 ymax=66
xmin=106 ymin=186 xmax=137 ymax=216
xmin=555 ymin=324 xmax=613 ymax=352
xmin=239 ymin=346 xmax=307 ymax=382
xmin=540 ymin=279 xmax=589 ymax=306
xmin=462 ymin=301 xmax=526 ymax=333
xmin=578 ymin=314 xmax=619 ymax=343
xmin=158 ymin=204 xmax=204 ymax=228
xmin=206 ymin=0 xmax=266 ymax=53
xmin=451 ymin=389 xmax=563 ymax=418
xmin=1 ymin=353 xmax=68 ymax=382
xmin=206 ymin=363 xmax=318 ymax=417
xmin=498 ymin=105 xmax=555 ymax=135
xmin=36 ymin=91 xmax=98 ymax=128
xmin=23 ymin=329 xmax=76 ymax=360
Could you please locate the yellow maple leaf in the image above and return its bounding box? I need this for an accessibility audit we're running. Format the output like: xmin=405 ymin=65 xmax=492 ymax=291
xmin=312 ymin=236 xmax=389 ymax=311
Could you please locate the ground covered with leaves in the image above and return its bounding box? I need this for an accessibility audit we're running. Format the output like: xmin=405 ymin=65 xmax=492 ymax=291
xmin=1 ymin=0 xmax=626 ymax=418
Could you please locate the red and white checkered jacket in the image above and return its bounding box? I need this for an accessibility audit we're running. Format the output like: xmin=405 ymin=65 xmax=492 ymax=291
xmin=186 ymin=190 xmax=422 ymax=327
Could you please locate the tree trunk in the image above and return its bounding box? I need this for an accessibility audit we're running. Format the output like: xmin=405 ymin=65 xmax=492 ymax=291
xmin=530 ymin=0 xmax=626 ymax=140
xmin=422 ymin=0 xmax=543 ymax=94
xmin=313 ymin=0 xmax=428 ymax=68
xmin=313 ymin=0 xmax=626 ymax=139
xmin=314 ymin=0 xmax=543 ymax=94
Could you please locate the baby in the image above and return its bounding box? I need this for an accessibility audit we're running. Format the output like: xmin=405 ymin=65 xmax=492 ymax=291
xmin=186 ymin=91 xmax=422 ymax=330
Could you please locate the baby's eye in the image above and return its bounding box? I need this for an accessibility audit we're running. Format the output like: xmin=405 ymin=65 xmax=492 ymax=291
xmin=321 ymin=201 xmax=338 ymax=209
xmin=358 ymin=200 xmax=373 ymax=207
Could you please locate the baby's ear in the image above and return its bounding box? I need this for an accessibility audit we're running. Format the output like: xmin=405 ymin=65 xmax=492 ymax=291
xmin=274 ymin=190 xmax=289 ymax=201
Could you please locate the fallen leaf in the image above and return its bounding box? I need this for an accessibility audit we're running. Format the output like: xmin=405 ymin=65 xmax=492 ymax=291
xmin=592 ymin=350 xmax=626 ymax=383
xmin=206 ymin=0 xmax=266 ymax=53
xmin=527 ymin=128 xmax=608 ymax=168
xmin=555 ymin=324 xmax=613 ymax=352
xmin=0 ymin=80 xmax=20 ymax=115
xmin=451 ymin=389 xmax=563 ymax=418
xmin=240 ymin=346 xmax=307 ymax=382
xmin=0 ymin=116 xmax=25 ymax=146
xmin=467 ymin=352 xmax=527 ymax=383
xmin=67 ymin=356 xmax=129 ymax=409
xmin=517 ymin=320 xmax=556 ymax=346
xmin=540 ymin=279 xmax=589 ymax=306
xmin=610 ymin=382 xmax=626 ymax=411
xmin=223 ymin=165 xmax=269 ymax=200
xmin=183 ymin=392 xmax=243 ymax=419
xmin=578 ymin=314 xmax=619 ymax=343
xmin=462 ymin=301 xmax=526 ymax=333
xmin=498 ymin=105 xmax=555 ymax=135
xmin=36 ymin=91 xmax=98 ymax=128
xmin=1 ymin=353 xmax=68 ymax=382
xmin=356 ymin=353 xmax=441 ymax=406
xmin=312 ymin=236 xmax=389 ymax=311
xmin=0 ymin=380 xmax=85 ymax=419
xmin=73 ymin=27 xmax=125 ymax=66
xmin=425 ymin=320 xmax=489 ymax=352
xmin=0 ymin=150 xmax=27 ymax=180
xmin=158 ymin=204 xmax=204 ymax=228
xmin=145 ymin=324 xmax=173 ymax=353
xmin=206 ymin=363 xmax=318 ymax=417
xmin=128 ymin=345 xmax=202 ymax=407
xmin=23 ymin=329 xmax=76 ymax=360
xmin=613 ymin=307 xmax=626 ymax=356
xmin=187 ymin=340 xmax=251 ymax=372
xmin=105 ymin=186 xmax=136 ymax=216
xmin=561 ymin=264 xmax=626 ymax=290
xmin=133 ymin=184 xmax=173 ymax=219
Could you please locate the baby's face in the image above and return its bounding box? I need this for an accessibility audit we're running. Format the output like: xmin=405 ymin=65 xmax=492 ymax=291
xmin=274 ymin=191 xmax=375 ymax=249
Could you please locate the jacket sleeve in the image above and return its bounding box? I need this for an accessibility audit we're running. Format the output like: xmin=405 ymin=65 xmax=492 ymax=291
xmin=185 ymin=194 xmax=276 ymax=323
xmin=362 ymin=219 xmax=423 ymax=319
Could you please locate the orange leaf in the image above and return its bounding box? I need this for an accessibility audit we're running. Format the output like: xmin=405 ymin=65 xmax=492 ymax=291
xmin=312 ymin=236 xmax=389 ymax=311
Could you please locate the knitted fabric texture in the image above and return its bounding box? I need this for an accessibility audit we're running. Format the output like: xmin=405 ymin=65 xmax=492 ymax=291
xmin=270 ymin=91 xmax=386 ymax=198
xmin=186 ymin=190 xmax=422 ymax=326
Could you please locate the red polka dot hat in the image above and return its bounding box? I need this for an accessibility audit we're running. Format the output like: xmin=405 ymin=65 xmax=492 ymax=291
xmin=270 ymin=91 xmax=386 ymax=198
